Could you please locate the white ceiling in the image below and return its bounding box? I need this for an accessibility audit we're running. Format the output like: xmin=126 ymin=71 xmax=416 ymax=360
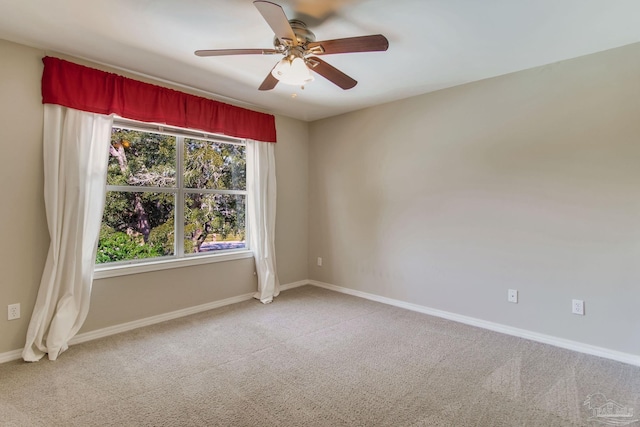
xmin=1 ymin=0 xmax=640 ymax=121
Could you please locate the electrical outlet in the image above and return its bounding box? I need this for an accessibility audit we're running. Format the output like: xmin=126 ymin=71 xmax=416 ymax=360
xmin=572 ymin=299 xmax=584 ymax=315
xmin=507 ymin=289 xmax=518 ymax=303
xmin=317 ymin=257 xmax=323 ymax=267
xmin=8 ymin=303 xmax=20 ymax=320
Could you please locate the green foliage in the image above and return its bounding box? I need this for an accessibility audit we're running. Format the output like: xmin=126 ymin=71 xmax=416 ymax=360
xmin=148 ymin=217 xmax=175 ymax=256
xmin=108 ymin=128 xmax=176 ymax=187
xmin=183 ymin=193 xmax=246 ymax=253
xmin=184 ymin=140 xmax=245 ymax=190
xmin=102 ymin=191 xmax=174 ymax=234
xmin=96 ymin=225 xmax=164 ymax=264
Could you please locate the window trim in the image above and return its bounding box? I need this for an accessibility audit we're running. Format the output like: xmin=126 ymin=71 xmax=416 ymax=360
xmin=95 ymin=118 xmax=251 ymax=276
xmin=94 ymin=250 xmax=254 ymax=279
xmin=111 ymin=117 xmax=245 ymax=145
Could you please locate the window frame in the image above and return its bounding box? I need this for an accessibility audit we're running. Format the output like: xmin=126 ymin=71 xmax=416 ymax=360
xmin=94 ymin=118 xmax=252 ymax=279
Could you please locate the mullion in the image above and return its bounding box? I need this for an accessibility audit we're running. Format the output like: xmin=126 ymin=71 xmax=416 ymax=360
xmin=183 ymin=188 xmax=247 ymax=196
xmin=105 ymin=185 xmax=178 ymax=194
xmin=175 ymin=136 xmax=185 ymax=257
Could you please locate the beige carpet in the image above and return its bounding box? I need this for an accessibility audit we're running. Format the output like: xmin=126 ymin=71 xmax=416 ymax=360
xmin=1 ymin=285 xmax=638 ymax=426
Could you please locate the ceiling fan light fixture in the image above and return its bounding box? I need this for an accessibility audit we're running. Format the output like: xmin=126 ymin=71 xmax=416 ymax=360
xmin=271 ymin=56 xmax=314 ymax=86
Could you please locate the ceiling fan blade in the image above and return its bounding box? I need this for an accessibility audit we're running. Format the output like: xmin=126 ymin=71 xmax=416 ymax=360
xmin=307 ymin=34 xmax=389 ymax=55
xmin=307 ymin=57 xmax=357 ymax=90
xmin=253 ymin=0 xmax=297 ymax=46
xmin=195 ymin=48 xmax=279 ymax=57
xmin=259 ymin=67 xmax=279 ymax=91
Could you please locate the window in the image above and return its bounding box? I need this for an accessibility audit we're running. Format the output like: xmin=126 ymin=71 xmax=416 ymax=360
xmin=97 ymin=120 xmax=247 ymax=266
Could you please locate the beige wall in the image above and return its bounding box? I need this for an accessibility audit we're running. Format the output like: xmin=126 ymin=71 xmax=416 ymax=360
xmin=308 ymin=42 xmax=640 ymax=356
xmin=0 ymin=40 xmax=48 ymax=354
xmin=0 ymin=38 xmax=309 ymax=355
xmin=273 ymin=115 xmax=309 ymax=285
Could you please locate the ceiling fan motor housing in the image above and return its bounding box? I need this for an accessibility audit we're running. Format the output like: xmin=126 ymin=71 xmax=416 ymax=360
xmin=273 ymin=19 xmax=316 ymax=50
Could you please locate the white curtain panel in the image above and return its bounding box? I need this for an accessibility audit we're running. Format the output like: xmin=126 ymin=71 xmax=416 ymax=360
xmin=23 ymin=105 xmax=112 ymax=362
xmin=247 ymin=140 xmax=280 ymax=303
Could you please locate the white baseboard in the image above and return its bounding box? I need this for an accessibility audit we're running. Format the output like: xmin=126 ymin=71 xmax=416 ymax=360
xmin=69 ymin=291 xmax=258 ymax=346
xmin=279 ymin=280 xmax=308 ymax=291
xmin=307 ymin=280 xmax=640 ymax=367
xmin=0 ymin=349 xmax=23 ymax=365
xmin=72 ymin=281 xmax=307 ymax=343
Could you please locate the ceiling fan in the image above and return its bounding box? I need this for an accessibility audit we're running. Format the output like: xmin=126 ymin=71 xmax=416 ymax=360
xmin=195 ymin=0 xmax=389 ymax=91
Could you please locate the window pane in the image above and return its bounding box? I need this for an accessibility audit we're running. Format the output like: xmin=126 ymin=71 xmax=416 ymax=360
xmin=97 ymin=191 xmax=175 ymax=263
xmin=184 ymin=139 xmax=246 ymax=190
xmin=107 ymin=128 xmax=176 ymax=187
xmin=184 ymin=193 xmax=246 ymax=253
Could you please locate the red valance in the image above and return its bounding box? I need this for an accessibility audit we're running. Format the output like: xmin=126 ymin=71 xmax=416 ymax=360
xmin=41 ymin=57 xmax=277 ymax=142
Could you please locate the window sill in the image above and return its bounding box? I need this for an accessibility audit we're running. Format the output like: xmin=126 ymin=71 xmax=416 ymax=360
xmin=93 ymin=250 xmax=254 ymax=279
